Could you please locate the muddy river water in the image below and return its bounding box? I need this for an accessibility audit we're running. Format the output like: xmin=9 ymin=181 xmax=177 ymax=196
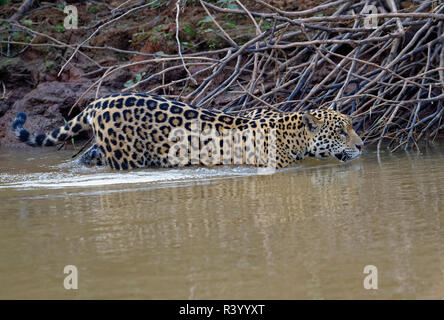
xmin=0 ymin=145 xmax=443 ymax=299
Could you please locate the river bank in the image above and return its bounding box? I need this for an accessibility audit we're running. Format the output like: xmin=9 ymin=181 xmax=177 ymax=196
xmin=1 ymin=1 xmax=443 ymax=149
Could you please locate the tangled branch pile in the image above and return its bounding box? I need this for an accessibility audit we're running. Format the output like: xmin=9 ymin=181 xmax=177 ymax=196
xmin=3 ymin=0 xmax=444 ymax=151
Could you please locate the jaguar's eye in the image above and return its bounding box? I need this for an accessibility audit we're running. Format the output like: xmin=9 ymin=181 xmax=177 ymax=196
xmin=340 ymin=129 xmax=348 ymax=137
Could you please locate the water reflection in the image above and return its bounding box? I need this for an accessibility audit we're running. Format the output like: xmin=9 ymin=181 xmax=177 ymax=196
xmin=0 ymin=146 xmax=443 ymax=299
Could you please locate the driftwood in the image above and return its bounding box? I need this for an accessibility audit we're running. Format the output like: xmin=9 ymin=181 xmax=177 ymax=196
xmin=2 ymin=0 xmax=444 ymax=151
xmin=8 ymin=0 xmax=35 ymax=22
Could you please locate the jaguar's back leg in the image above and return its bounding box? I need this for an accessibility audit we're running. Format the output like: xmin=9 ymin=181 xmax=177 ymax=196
xmin=78 ymin=143 xmax=105 ymax=166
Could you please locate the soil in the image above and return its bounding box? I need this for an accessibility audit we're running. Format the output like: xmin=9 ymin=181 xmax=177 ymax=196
xmin=0 ymin=0 xmax=322 ymax=147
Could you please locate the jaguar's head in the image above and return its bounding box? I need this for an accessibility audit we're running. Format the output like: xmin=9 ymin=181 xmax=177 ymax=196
xmin=301 ymin=109 xmax=363 ymax=162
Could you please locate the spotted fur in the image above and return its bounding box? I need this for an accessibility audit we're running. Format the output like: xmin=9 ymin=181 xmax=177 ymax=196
xmin=12 ymin=93 xmax=363 ymax=170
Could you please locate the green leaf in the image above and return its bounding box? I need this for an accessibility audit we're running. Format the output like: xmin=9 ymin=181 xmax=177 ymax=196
xmin=183 ymin=25 xmax=196 ymax=38
xmin=198 ymin=16 xmax=214 ymax=26
xmin=87 ymin=6 xmax=98 ymax=14
xmin=226 ymin=3 xmax=239 ymax=10
xmin=135 ymin=72 xmax=146 ymax=82
xmin=124 ymin=80 xmax=135 ymax=88
xmin=261 ymin=22 xmax=270 ymax=30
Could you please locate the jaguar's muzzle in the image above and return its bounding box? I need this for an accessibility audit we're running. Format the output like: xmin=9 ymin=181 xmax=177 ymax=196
xmin=334 ymin=149 xmax=361 ymax=162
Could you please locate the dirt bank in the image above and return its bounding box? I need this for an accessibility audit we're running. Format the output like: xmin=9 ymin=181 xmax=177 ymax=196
xmin=1 ymin=0 xmax=442 ymax=149
xmin=0 ymin=1 xmax=258 ymax=147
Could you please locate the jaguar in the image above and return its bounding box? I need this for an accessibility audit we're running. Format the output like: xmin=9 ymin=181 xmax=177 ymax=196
xmin=12 ymin=93 xmax=363 ymax=170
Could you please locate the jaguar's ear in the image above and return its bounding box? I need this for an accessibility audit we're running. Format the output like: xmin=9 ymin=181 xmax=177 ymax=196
xmin=302 ymin=113 xmax=322 ymax=134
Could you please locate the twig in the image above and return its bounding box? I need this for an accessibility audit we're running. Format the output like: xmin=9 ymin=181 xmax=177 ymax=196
xmin=175 ymin=0 xmax=197 ymax=85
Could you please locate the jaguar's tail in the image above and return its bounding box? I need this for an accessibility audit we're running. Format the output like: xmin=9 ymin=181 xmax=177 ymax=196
xmin=12 ymin=111 xmax=92 ymax=147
